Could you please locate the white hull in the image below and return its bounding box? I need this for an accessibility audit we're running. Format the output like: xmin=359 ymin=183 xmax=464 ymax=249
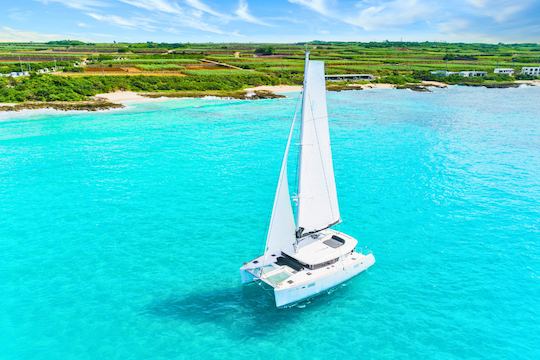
xmin=240 ymin=230 xmax=375 ymax=308
xmin=274 ymin=253 xmax=375 ymax=307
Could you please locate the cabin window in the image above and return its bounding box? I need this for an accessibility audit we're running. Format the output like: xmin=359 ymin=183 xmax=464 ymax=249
xmin=308 ymin=257 xmax=339 ymax=270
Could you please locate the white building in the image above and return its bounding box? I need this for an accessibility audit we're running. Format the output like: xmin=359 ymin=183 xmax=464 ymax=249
xmin=430 ymin=70 xmax=487 ymax=77
xmin=325 ymin=73 xmax=375 ymax=81
xmin=521 ymin=67 xmax=540 ymax=76
xmin=8 ymin=71 xmax=29 ymax=77
xmin=430 ymin=70 xmax=456 ymax=76
xmin=459 ymin=71 xmax=487 ymax=77
xmin=494 ymin=68 xmax=514 ymax=75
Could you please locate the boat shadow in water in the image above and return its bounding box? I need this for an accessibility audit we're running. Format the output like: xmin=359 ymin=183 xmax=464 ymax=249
xmin=144 ymin=282 xmax=353 ymax=338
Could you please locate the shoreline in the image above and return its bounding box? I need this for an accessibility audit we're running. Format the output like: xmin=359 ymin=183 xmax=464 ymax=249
xmin=94 ymin=91 xmax=162 ymax=103
xmin=93 ymin=82 xmax=444 ymax=104
xmin=1 ymin=80 xmax=538 ymax=115
xmin=0 ymin=100 xmax=123 ymax=113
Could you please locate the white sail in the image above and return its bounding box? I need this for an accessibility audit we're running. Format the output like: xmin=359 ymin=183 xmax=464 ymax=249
xmin=296 ymin=55 xmax=340 ymax=236
xmin=263 ymin=116 xmax=297 ymax=262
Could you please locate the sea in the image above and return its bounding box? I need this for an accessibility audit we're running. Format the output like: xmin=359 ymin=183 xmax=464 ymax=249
xmin=1 ymin=86 xmax=539 ymax=359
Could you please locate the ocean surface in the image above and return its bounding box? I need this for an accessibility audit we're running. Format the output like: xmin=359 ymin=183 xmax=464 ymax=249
xmin=1 ymin=86 xmax=539 ymax=359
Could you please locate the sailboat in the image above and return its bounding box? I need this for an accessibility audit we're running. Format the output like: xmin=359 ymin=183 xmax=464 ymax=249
xmin=240 ymin=52 xmax=375 ymax=308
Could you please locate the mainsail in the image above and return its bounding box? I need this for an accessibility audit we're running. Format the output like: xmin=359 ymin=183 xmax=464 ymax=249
xmin=296 ymin=54 xmax=340 ymax=236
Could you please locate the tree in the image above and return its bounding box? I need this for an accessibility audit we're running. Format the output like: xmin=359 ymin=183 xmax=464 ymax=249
xmin=254 ymin=46 xmax=274 ymax=56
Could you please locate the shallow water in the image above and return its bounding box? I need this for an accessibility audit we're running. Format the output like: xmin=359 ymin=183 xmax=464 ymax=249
xmin=1 ymin=86 xmax=539 ymax=359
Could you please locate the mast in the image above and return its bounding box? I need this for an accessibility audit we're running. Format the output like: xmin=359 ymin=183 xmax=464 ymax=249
xmin=295 ymin=51 xmax=340 ymax=239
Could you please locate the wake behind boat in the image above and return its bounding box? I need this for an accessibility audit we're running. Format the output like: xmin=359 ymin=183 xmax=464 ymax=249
xmin=240 ymin=52 xmax=375 ymax=308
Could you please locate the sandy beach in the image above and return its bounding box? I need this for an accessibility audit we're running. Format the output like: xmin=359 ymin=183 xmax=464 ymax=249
xmin=246 ymin=82 xmax=447 ymax=93
xmin=94 ymin=91 xmax=170 ymax=103
xmin=244 ymin=85 xmax=303 ymax=94
xmin=358 ymin=83 xmax=395 ymax=89
xmin=515 ymin=80 xmax=540 ymax=86
xmin=421 ymin=81 xmax=448 ymax=87
xmin=94 ymin=87 xmax=305 ymax=104
xmin=245 ymin=83 xmax=406 ymax=93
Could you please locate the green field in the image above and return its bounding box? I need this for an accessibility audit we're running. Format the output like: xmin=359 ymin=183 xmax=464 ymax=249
xmin=1 ymin=41 xmax=539 ymax=103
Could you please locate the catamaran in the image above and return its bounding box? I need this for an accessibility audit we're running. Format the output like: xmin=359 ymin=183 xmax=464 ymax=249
xmin=240 ymin=52 xmax=375 ymax=308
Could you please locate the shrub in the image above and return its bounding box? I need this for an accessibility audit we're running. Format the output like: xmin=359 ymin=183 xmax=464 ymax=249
xmin=254 ymin=46 xmax=275 ymax=56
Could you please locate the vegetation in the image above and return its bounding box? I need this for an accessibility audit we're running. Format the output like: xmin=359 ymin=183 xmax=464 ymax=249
xmin=134 ymin=64 xmax=184 ymax=71
xmin=0 ymin=100 xmax=121 ymax=112
xmin=443 ymin=54 xmax=477 ymax=61
xmin=375 ymin=74 xmax=420 ymax=85
xmin=46 ymin=40 xmax=87 ymax=46
xmin=0 ymin=73 xmax=277 ymax=102
xmin=254 ymin=46 xmax=275 ymax=55
xmin=0 ymin=41 xmax=539 ymax=104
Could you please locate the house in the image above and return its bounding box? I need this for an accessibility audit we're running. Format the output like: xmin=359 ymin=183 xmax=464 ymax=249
xmin=494 ymin=68 xmax=514 ymax=75
xmin=430 ymin=70 xmax=486 ymax=77
xmin=7 ymin=71 xmax=30 ymax=77
xmin=325 ymin=74 xmax=375 ymax=81
xmin=521 ymin=67 xmax=540 ymax=76
xmin=430 ymin=70 xmax=456 ymax=76
xmin=459 ymin=71 xmax=487 ymax=77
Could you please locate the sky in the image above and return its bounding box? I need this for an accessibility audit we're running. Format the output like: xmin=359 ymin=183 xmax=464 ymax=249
xmin=1 ymin=0 xmax=540 ymax=43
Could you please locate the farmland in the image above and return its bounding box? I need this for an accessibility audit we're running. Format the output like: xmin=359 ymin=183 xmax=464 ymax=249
xmin=1 ymin=40 xmax=539 ymax=105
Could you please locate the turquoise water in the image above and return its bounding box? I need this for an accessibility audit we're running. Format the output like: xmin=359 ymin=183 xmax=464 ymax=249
xmin=1 ymin=86 xmax=539 ymax=359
